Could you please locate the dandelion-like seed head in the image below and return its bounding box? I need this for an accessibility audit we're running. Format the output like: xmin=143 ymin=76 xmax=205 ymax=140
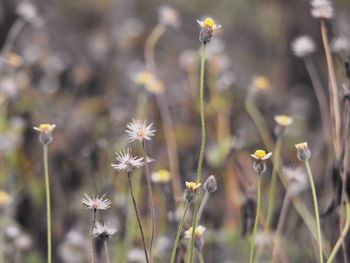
xmin=33 ymin=123 xmax=56 ymax=144
xmin=251 ymin=150 xmax=272 ymax=161
xmin=204 ymin=175 xmax=217 ymax=193
xmin=93 ymin=221 xmax=117 ymax=240
xmin=81 ymin=193 xmax=112 ymax=211
xmin=291 ymin=35 xmax=316 ymax=57
xmin=111 ymin=149 xmax=144 ymax=173
xmin=158 ymin=5 xmax=180 ymax=29
xmin=332 ymin=37 xmax=350 ymax=53
xmin=151 ymin=169 xmax=171 ymax=184
xmin=197 ymin=17 xmax=221 ymax=44
xmin=311 ymin=0 xmax=334 ymax=19
xmin=283 ymin=166 xmax=308 ymax=196
xmin=252 ymin=75 xmax=270 ymax=91
xmin=134 ymin=71 xmax=164 ymax=94
xmin=185 ymin=181 xmax=201 ymax=192
xmin=295 ymin=142 xmax=311 ymax=161
xmin=274 ymin=115 xmax=293 ymax=127
xmin=125 ymin=119 xmax=155 ymax=143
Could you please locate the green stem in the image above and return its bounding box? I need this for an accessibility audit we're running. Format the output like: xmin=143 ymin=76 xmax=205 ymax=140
xmin=43 ymin=144 xmax=52 ymax=263
xmin=170 ymin=202 xmax=190 ymax=263
xmin=249 ymin=174 xmax=261 ymax=263
xmin=326 ymin=202 xmax=350 ymax=263
xmin=305 ymin=160 xmax=323 ymax=263
xmin=188 ymin=43 xmax=206 ymax=263
xmin=198 ymin=250 xmax=205 ymax=263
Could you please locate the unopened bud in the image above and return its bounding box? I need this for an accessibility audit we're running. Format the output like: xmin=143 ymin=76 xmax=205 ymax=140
xmin=295 ymin=142 xmax=311 ymax=161
xmin=204 ymin=175 xmax=217 ymax=193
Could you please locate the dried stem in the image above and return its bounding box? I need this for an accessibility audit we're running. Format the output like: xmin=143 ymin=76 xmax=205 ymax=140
xmin=141 ymin=140 xmax=156 ymax=262
xmin=197 ymin=191 xmax=210 ymax=223
xmin=127 ymin=172 xmax=150 ymax=263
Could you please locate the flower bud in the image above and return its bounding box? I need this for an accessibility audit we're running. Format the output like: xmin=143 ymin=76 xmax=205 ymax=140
xmin=184 ymin=189 xmax=196 ymax=203
xmin=253 ymin=160 xmax=267 ymax=175
xmin=295 ymin=142 xmax=311 ymax=161
xmin=204 ymin=175 xmax=217 ymax=193
xmin=33 ymin=124 xmax=56 ymax=145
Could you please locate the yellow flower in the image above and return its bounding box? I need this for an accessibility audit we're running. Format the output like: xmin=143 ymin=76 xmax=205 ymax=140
xmin=295 ymin=142 xmax=310 ymax=161
xmin=251 ymin=149 xmax=272 ymax=160
xmin=184 ymin=225 xmax=206 ymax=239
xmin=197 ymin=17 xmax=221 ymax=30
xmin=33 ymin=124 xmax=56 ymax=133
xmin=295 ymin=142 xmax=308 ymax=150
xmin=151 ymin=169 xmax=171 ymax=183
xmin=185 ymin=181 xmax=201 ymax=192
xmin=134 ymin=71 xmax=164 ymax=94
xmin=0 ymin=191 xmax=10 ymax=207
xmin=252 ymin=75 xmax=270 ymax=91
xmin=274 ymin=115 xmax=293 ymax=127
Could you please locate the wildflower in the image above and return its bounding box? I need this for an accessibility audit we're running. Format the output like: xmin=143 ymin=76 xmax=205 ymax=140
xmin=93 ymin=221 xmax=117 ymax=240
xmin=158 ymin=5 xmax=180 ymax=29
xmin=310 ymin=0 xmax=334 ymax=19
xmin=111 ymin=149 xmax=144 ymax=172
xmin=197 ymin=17 xmax=221 ymax=44
xmin=151 ymin=169 xmax=171 ymax=184
xmin=274 ymin=115 xmax=293 ymax=137
xmin=203 ymin=175 xmax=217 ymax=193
xmin=33 ymin=123 xmax=56 ymax=144
xmin=251 ymin=75 xmax=270 ymax=91
xmin=81 ymin=193 xmax=112 ymax=211
xmin=184 ymin=225 xmax=206 ymax=250
xmin=125 ymin=119 xmax=155 ymax=143
xmin=184 ymin=181 xmax=201 ymax=203
xmin=291 ymin=35 xmax=316 ymax=57
xmin=283 ymin=166 xmax=308 ymax=196
xmin=251 ymin=149 xmax=272 ymax=175
xmin=185 ymin=181 xmax=201 ymax=192
xmin=295 ymin=142 xmax=311 ymax=161
xmin=0 ymin=190 xmax=10 ymax=208
xmin=134 ymin=71 xmax=164 ymax=94
xmin=332 ymin=37 xmax=350 ymax=53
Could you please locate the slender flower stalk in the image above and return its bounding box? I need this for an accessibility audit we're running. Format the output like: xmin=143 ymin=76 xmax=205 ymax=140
xmin=92 ymin=221 xmax=117 ymax=263
xmin=90 ymin=210 xmax=96 ymax=263
xmin=249 ymin=172 xmax=261 ymax=263
xmin=104 ymin=241 xmax=110 ymax=263
xmin=127 ymin=172 xmax=150 ymax=263
xmin=170 ymin=201 xmax=190 ymax=263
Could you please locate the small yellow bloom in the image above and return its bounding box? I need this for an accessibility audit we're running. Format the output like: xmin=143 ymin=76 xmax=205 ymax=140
xmin=295 ymin=142 xmax=308 ymax=150
xmin=251 ymin=149 xmax=272 ymax=160
xmin=6 ymin=53 xmax=22 ymax=67
xmin=185 ymin=181 xmax=201 ymax=192
xmin=0 ymin=191 xmax=10 ymax=207
xmin=33 ymin=124 xmax=56 ymax=133
xmin=134 ymin=71 xmax=164 ymax=94
xmin=295 ymin=142 xmax=310 ymax=161
xmin=151 ymin=169 xmax=171 ymax=183
xmin=252 ymin=76 xmax=270 ymax=91
xmin=196 ymin=17 xmax=221 ymax=30
xmin=274 ymin=115 xmax=293 ymax=127
xmin=184 ymin=225 xmax=206 ymax=239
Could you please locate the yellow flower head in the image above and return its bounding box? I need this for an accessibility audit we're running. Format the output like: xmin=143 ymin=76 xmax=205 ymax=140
xmin=251 ymin=149 xmax=272 ymax=160
xmin=274 ymin=115 xmax=293 ymax=127
xmin=184 ymin=225 xmax=206 ymax=239
xmin=185 ymin=181 xmax=201 ymax=192
xmin=33 ymin=124 xmax=56 ymax=133
xmin=151 ymin=169 xmax=171 ymax=184
xmin=197 ymin=17 xmax=221 ymax=30
xmin=295 ymin=142 xmax=310 ymax=161
xmin=134 ymin=71 xmax=164 ymax=94
xmin=0 ymin=191 xmax=10 ymax=207
xmin=295 ymin=142 xmax=308 ymax=150
xmin=252 ymin=75 xmax=270 ymax=91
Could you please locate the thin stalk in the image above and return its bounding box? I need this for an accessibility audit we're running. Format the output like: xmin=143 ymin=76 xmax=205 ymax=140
xmin=197 ymin=191 xmax=210 ymax=223
xmin=0 ymin=19 xmax=25 ymax=62
xmin=188 ymin=43 xmax=206 ymax=263
xmin=320 ymin=19 xmax=341 ymax=158
xmin=141 ymin=141 xmax=156 ymax=262
xmin=245 ymin=95 xmax=274 ymax=151
xmin=271 ymin=192 xmax=290 ymax=263
xmin=170 ymin=202 xmax=190 ymax=263
xmin=104 ymin=241 xmax=110 ymax=263
xmin=249 ymin=174 xmax=262 ymax=263
xmin=43 ymin=144 xmax=52 ymax=263
xmin=304 ymin=160 xmax=323 ymax=263
xmin=265 ymin=138 xmax=282 ymax=231
xmin=89 ymin=209 xmax=96 ymax=263
xmin=127 ymin=172 xmax=150 ymax=263
xmin=326 ymin=202 xmax=350 ymax=263
xmin=198 ymin=250 xmax=205 ymax=263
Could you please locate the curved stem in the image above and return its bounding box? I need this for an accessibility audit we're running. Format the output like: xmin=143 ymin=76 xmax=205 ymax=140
xmin=170 ymin=202 xmax=190 ymax=263
xmin=197 ymin=191 xmax=210 ymax=223
xmin=326 ymin=202 xmax=350 ymax=263
xmin=127 ymin=172 xmax=150 ymax=263
xmin=249 ymin=175 xmax=261 ymax=263
xmin=142 ymin=141 xmax=156 ymax=262
xmin=188 ymin=43 xmax=206 ymax=263
xmin=43 ymin=144 xmax=52 ymax=263
xmin=305 ymin=160 xmax=323 ymax=263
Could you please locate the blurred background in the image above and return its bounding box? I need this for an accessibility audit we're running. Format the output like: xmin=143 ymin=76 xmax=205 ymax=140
xmin=0 ymin=0 xmax=350 ymax=262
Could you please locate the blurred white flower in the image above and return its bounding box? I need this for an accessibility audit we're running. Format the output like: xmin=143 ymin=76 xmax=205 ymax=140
xmin=58 ymin=229 xmax=87 ymax=263
xmin=111 ymin=149 xmax=144 ymax=172
xmin=93 ymin=221 xmax=117 ymax=240
xmin=158 ymin=5 xmax=180 ymax=29
xmin=125 ymin=119 xmax=155 ymax=143
xmin=332 ymin=37 xmax=350 ymax=53
xmin=310 ymin=0 xmax=334 ymax=19
xmin=16 ymin=1 xmax=44 ymax=27
xmin=291 ymin=35 xmax=316 ymax=57
xmin=283 ymin=166 xmax=308 ymax=196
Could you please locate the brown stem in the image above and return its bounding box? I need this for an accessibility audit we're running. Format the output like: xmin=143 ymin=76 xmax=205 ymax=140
xmin=141 ymin=140 xmax=156 ymax=262
xmin=127 ymin=172 xmax=150 ymax=263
